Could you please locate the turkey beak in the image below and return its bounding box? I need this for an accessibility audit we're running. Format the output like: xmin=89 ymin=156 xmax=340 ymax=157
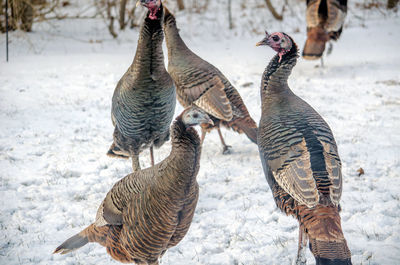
xmin=206 ymin=118 xmax=214 ymax=126
xmin=256 ymin=36 xmax=270 ymax=47
xmin=200 ymin=116 xmax=213 ymax=126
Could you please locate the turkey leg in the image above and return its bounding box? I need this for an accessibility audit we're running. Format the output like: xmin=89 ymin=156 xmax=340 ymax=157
xmin=131 ymin=154 xmax=141 ymax=172
xmin=217 ymin=128 xmax=231 ymax=154
xmin=295 ymin=226 xmax=308 ymax=265
xmin=149 ymin=145 xmax=155 ymax=167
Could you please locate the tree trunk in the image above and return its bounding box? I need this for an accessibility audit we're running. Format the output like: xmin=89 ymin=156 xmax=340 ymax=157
xmin=107 ymin=0 xmax=117 ymax=38
xmin=7 ymin=0 xmax=34 ymax=31
xmin=9 ymin=0 xmax=17 ymax=30
xmin=228 ymin=0 xmax=233 ymax=29
xmin=119 ymin=0 xmax=127 ymax=29
xmin=20 ymin=0 xmax=34 ymax=32
xmin=177 ymin=0 xmax=184 ymax=10
xmin=387 ymin=0 xmax=399 ymax=8
xmin=0 ymin=0 xmax=4 ymax=32
xmin=128 ymin=4 xmax=137 ymax=28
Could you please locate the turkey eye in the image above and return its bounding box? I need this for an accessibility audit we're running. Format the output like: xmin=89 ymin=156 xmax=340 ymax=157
xmin=193 ymin=113 xmax=199 ymax=118
xmin=272 ymin=36 xmax=279 ymax=41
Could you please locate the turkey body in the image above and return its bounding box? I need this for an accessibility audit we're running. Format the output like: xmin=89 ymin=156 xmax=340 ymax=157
xmin=109 ymin=5 xmax=176 ymax=170
xmin=303 ymin=0 xmax=347 ymax=60
xmin=163 ymin=7 xmax=257 ymax=153
xmin=258 ymin=35 xmax=352 ymax=264
xmin=54 ymin=114 xmax=203 ymax=265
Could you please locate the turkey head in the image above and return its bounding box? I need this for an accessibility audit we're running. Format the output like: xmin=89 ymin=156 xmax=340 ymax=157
xmin=179 ymin=107 xmax=214 ymax=129
xmin=256 ymin=31 xmax=293 ymax=62
xmin=140 ymin=0 xmax=162 ymax=20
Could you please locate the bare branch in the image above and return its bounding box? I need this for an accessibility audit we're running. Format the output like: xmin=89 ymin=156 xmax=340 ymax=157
xmin=264 ymin=0 xmax=284 ymax=21
xmin=228 ymin=0 xmax=233 ymax=29
xmin=107 ymin=0 xmax=118 ymax=38
xmin=119 ymin=0 xmax=127 ymax=29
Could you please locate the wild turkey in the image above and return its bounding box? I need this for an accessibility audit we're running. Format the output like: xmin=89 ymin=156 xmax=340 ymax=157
xmin=54 ymin=106 xmax=213 ymax=265
xmin=256 ymin=31 xmax=352 ymax=265
xmin=303 ymin=0 xmax=347 ymax=60
xmin=162 ymin=7 xmax=257 ymax=154
xmin=107 ymin=0 xmax=176 ymax=171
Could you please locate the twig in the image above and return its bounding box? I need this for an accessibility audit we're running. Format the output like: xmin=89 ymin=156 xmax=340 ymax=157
xmin=228 ymin=0 xmax=233 ymax=29
xmin=107 ymin=0 xmax=118 ymax=38
xmin=108 ymin=16 xmax=117 ymax=38
xmin=36 ymin=0 xmax=60 ymax=17
xmin=264 ymin=0 xmax=284 ymax=20
xmin=6 ymin=0 xmax=8 ymax=62
xmin=128 ymin=4 xmax=138 ymax=28
xmin=119 ymin=0 xmax=127 ymax=29
xmin=35 ymin=2 xmax=100 ymax=22
xmin=37 ymin=14 xmax=99 ymax=21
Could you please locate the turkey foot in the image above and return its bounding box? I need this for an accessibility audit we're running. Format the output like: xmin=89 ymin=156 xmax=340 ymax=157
xmin=222 ymin=145 xmax=232 ymax=155
xmin=217 ymin=128 xmax=232 ymax=155
xmin=294 ymin=228 xmax=307 ymax=265
xmin=131 ymin=154 xmax=141 ymax=172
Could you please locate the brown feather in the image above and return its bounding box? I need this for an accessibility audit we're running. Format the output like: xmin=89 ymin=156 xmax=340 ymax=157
xmin=54 ymin=112 xmax=203 ymax=264
xmin=259 ymin=32 xmax=351 ymax=263
xmin=270 ymin=138 xmax=320 ymax=208
xmin=302 ymin=26 xmax=329 ymax=60
xmin=164 ymin=7 xmax=257 ymax=149
xmin=298 ymin=205 xmax=351 ymax=261
xmin=303 ymin=0 xmax=347 ymax=60
xmin=193 ymin=76 xmax=233 ymax=121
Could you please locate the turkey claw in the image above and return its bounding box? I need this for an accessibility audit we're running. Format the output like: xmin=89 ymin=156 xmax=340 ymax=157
xmin=222 ymin=145 xmax=232 ymax=155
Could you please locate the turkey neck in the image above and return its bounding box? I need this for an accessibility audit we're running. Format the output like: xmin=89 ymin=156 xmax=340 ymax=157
xmin=261 ymin=45 xmax=299 ymax=103
xmin=130 ymin=5 xmax=166 ymax=81
xmin=169 ymin=120 xmax=202 ymax=185
xmin=163 ymin=8 xmax=192 ymax=60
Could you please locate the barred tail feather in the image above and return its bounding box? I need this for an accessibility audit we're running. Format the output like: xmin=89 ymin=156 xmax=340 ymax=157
xmin=54 ymin=224 xmax=109 ymax=255
xmin=302 ymin=26 xmax=330 ymax=60
xmin=53 ymin=232 xmax=89 ymax=255
xmin=311 ymin=239 xmax=352 ymax=265
xmin=299 ymin=205 xmax=352 ymax=264
xmin=303 ymin=37 xmax=326 ymax=60
xmin=225 ymin=117 xmax=258 ymax=144
xmin=107 ymin=142 xmax=130 ymax=159
xmin=238 ymin=122 xmax=258 ymax=144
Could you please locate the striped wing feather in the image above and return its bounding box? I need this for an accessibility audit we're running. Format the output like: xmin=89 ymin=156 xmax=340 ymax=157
xmin=263 ymin=109 xmax=342 ymax=208
xmin=181 ymin=74 xmax=232 ymax=121
xmin=321 ymin=141 xmax=342 ymax=204
xmin=268 ymin=137 xmax=319 ymax=208
xmin=193 ymin=76 xmax=232 ymax=121
xmin=95 ymin=168 xmax=155 ymax=227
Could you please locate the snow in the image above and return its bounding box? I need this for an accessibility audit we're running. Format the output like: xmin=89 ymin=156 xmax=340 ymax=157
xmin=1 ymin=1 xmax=399 ymax=265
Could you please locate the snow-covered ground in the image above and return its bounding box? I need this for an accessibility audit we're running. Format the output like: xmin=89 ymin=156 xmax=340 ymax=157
xmin=1 ymin=1 xmax=399 ymax=264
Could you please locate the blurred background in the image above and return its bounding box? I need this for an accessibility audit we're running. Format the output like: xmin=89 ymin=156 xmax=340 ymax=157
xmin=1 ymin=0 xmax=399 ymax=55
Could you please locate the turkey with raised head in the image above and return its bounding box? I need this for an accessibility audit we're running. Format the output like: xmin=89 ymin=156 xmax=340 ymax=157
xmin=303 ymin=0 xmax=347 ymax=60
xmin=256 ymin=31 xmax=352 ymax=265
xmin=163 ymin=7 xmax=257 ymax=154
xmin=108 ymin=0 xmax=176 ymax=171
xmin=54 ymin=106 xmax=213 ymax=265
